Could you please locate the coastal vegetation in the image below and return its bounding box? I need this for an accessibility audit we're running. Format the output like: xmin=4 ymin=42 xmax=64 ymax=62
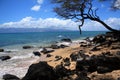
xmin=52 ymin=0 xmax=120 ymax=33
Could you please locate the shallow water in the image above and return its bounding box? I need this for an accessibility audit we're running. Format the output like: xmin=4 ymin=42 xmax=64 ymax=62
xmin=0 ymin=47 xmax=46 ymax=79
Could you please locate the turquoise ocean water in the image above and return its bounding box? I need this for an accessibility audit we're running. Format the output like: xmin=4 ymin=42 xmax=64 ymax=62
xmin=0 ymin=31 xmax=106 ymax=49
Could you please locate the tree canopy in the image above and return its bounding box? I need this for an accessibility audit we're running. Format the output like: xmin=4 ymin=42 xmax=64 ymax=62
xmin=52 ymin=0 xmax=120 ymax=33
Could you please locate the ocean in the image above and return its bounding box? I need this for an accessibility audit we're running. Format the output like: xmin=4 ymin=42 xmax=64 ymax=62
xmin=0 ymin=31 xmax=106 ymax=49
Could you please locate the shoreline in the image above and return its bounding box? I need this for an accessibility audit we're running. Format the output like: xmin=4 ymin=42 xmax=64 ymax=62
xmin=0 ymin=32 xmax=120 ymax=80
xmin=0 ymin=38 xmax=83 ymax=79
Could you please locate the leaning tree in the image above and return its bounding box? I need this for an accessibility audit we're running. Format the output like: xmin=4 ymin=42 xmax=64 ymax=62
xmin=52 ymin=0 xmax=120 ymax=34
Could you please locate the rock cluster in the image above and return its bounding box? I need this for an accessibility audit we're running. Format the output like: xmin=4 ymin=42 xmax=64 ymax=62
xmin=2 ymin=32 xmax=120 ymax=80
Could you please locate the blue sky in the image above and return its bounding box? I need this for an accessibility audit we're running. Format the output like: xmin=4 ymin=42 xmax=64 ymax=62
xmin=0 ymin=0 xmax=120 ymax=31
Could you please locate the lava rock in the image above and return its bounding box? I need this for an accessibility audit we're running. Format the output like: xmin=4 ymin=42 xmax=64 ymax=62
xmin=3 ymin=74 xmax=20 ymax=80
xmin=70 ymin=53 xmax=79 ymax=61
xmin=92 ymin=34 xmax=106 ymax=44
xmin=23 ymin=46 xmax=33 ymax=49
xmin=22 ymin=61 xmax=58 ymax=80
xmin=50 ymin=44 xmax=60 ymax=49
xmin=97 ymin=66 xmax=112 ymax=74
xmin=55 ymin=56 xmax=62 ymax=61
xmin=63 ymin=58 xmax=71 ymax=66
xmin=55 ymin=64 xmax=71 ymax=78
xmin=61 ymin=38 xmax=72 ymax=42
xmin=33 ymin=51 xmax=41 ymax=56
xmin=0 ymin=56 xmax=11 ymax=61
xmin=0 ymin=49 xmax=4 ymax=52
xmin=60 ymin=44 xmax=68 ymax=48
xmin=46 ymin=54 xmax=52 ymax=57
xmin=41 ymin=48 xmax=54 ymax=54
xmin=75 ymin=72 xmax=90 ymax=80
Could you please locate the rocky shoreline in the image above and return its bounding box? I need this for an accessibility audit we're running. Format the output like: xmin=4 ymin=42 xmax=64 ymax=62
xmin=0 ymin=32 xmax=120 ymax=80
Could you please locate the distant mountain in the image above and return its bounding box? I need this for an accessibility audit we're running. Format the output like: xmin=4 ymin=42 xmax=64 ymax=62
xmin=0 ymin=28 xmax=72 ymax=33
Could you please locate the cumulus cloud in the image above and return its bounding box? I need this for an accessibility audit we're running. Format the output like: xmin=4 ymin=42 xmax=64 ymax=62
xmin=0 ymin=17 xmax=78 ymax=30
xmin=31 ymin=0 xmax=43 ymax=11
xmin=31 ymin=5 xmax=40 ymax=11
xmin=37 ymin=0 xmax=43 ymax=4
xmin=0 ymin=17 xmax=120 ymax=31
xmin=113 ymin=0 xmax=120 ymax=9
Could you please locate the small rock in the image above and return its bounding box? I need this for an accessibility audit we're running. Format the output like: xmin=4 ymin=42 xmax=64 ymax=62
xmin=23 ymin=46 xmax=33 ymax=49
xmin=0 ymin=56 xmax=11 ymax=61
xmin=33 ymin=51 xmax=41 ymax=56
xmin=50 ymin=44 xmax=60 ymax=49
xmin=3 ymin=74 xmax=20 ymax=80
xmin=117 ymin=77 xmax=120 ymax=80
xmin=111 ymin=46 xmax=120 ymax=49
xmin=41 ymin=48 xmax=54 ymax=54
xmin=116 ymin=51 xmax=120 ymax=56
xmin=55 ymin=56 xmax=62 ymax=61
xmin=0 ymin=49 xmax=4 ymax=52
xmin=97 ymin=66 xmax=112 ymax=74
xmin=70 ymin=52 xmax=79 ymax=61
xmin=60 ymin=44 xmax=68 ymax=48
xmin=46 ymin=54 xmax=52 ymax=57
xmin=55 ymin=64 xmax=70 ymax=78
xmin=61 ymin=38 xmax=72 ymax=42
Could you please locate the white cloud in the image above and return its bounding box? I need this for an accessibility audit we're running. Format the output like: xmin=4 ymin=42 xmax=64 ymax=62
xmin=114 ymin=0 xmax=120 ymax=9
xmin=0 ymin=17 xmax=120 ymax=31
xmin=82 ymin=17 xmax=120 ymax=31
xmin=31 ymin=0 xmax=43 ymax=11
xmin=0 ymin=17 xmax=78 ymax=30
xmin=37 ymin=0 xmax=43 ymax=4
xmin=31 ymin=5 xmax=40 ymax=11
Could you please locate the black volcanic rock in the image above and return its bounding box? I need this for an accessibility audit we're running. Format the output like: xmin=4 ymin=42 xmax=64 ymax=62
xmin=76 ymin=53 xmax=120 ymax=73
xmin=22 ymin=61 xmax=58 ymax=80
xmin=0 ymin=56 xmax=11 ymax=61
xmin=0 ymin=49 xmax=4 ymax=52
xmin=3 ymin=74 xmax=20 ymax=80
xmin=61 ymin=38 xmax=72 ymax=42
xmin=33 ymin=51 xmax=41 ymax=56
xmin=23 ymin=46 xmax=33 ymax=49
xmin=41 ymin=48 xmax=54 ymax=54
xmin=50 ymin=45 xmax=60 ymax=49
xmin=55 ymin=64 xmax=71 ymax=78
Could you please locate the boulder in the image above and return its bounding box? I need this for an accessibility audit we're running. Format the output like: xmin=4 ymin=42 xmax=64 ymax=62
xmin=41 ymin=48 xmax=54 ymax=54
xmin=117 ymin=77 xmax=120 ymax=80
xmin=46 ymin=54 xmax=52 ymax=57
xmin=97 ymin=66 xmax=112 ymax=74
xmin=50 ymin=44 xmax=60 ymax=49
xmin=3 ymin=74 xmax=20 ymax=80
xmin=33 ymin=51 xmax=41 ymax=56
xmin=70 ymin=52 xmax=79 ymax=61
xmin=116 ymin=51 xmax=120 ymax=56
xmin=23 ymin=46 xmax=33 ymax=49
xmin=0 ymin=56 xmax=11 ymax=61
xmin=61 ymin=38 xmax=72 ymax=42
xmin=60 ymin=44 xmax=68 ymax=48
xmin=111 ymin=46 xmax=120 ymax=49
xmin=55 ymin=64 xmax=71 ymax=78
xmin=22 ymin=61 xmax=58 ymax=80
xmin=76 ymin=53 xmax=120 ymax=73
xmin=92 ymin=34 xmax=106 ymax=44
xmin=63 ymin=58 xmax=71 ymax=66
xmin=75 ymin=71 xmax=90 ymax=80
xmin=0 ymin=49 xmax=4 ymax=52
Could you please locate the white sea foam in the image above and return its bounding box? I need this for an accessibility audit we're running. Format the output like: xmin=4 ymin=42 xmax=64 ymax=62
xmin=11 ymin=53 xmax=33 ymax=60
xmin=57 ymin=35 xmax=64 ymax=38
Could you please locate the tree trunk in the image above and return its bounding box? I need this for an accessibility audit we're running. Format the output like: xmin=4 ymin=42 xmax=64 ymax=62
xmin=89 ymin=18 xmax=120 ymax=33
